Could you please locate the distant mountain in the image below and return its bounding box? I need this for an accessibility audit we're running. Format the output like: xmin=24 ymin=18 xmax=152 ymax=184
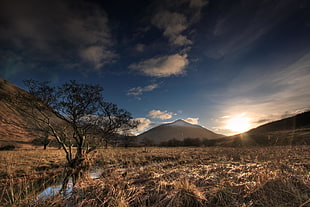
xmin=217 ymin=111 xmax=310 ymax=146
xmin=0 ymin=78 xmax=62 ymax=148
xmin=137 ymin=119 xmax=224 ymax=145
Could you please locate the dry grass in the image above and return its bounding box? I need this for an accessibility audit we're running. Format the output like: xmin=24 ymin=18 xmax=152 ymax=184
xmin=0 ymin=149 xmax=66 ymax=179
xmin=0 ymin=149 xmax=66 ymax=205
xmin=19 ymin=146 xmax=310 ymax=207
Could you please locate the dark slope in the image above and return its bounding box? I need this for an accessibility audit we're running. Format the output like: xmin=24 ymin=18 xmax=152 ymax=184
xmin=217 ymin=111 xmax=310 ymax=146
xmin=248 ymin=111 xmax=310 ymax=134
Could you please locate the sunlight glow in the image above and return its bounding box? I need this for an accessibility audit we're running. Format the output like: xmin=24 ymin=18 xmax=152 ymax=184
xmin=226 ymin=114 xmax=251 ymax=133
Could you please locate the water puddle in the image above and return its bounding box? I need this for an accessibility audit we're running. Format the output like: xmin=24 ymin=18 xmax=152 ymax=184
xmin=89 ymin=167 xmax=105 ymax=179
xmin=36 ymin=167 xmax=103 ymax=199
xmin=36 ymin=161 xmax=171 ymax=200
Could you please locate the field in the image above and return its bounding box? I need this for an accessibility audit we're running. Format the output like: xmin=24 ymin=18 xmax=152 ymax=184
xmin=1 ymin=146 xmax=310 ymax=206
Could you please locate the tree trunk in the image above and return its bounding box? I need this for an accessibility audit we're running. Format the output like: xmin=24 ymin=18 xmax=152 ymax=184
xmin=61 ymin=152 xmax=91 ymax=192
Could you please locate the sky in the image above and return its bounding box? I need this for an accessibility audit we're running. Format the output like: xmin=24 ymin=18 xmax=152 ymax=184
xmin=1 ymin=0 xmax=310 ymax=135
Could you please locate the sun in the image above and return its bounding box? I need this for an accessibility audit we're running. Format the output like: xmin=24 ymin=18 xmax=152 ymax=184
xmin=226 ymin=114 xmax=251 ymax=133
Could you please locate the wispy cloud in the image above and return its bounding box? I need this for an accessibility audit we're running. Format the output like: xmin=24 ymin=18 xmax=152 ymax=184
xmin=0 ymin=0 xmax=116 ymax=71
xmin=79 ymin=46 xmax=117 ymax=69
xmin=127 ymin=83 xmax=159 ymax=99
xmin=204 ymin=0 xmax=300 ymax=58
xmin=212 ymin=52 xmax=310 ymax=135
xmin=134 ymin=44 xmax=145 ymax=52
xmin=129 ymin=53 xmax=188 ymax=77
xmin=152 ymin=11 xmax=192 ymax=46
xmin=148 ymin=110 xmax=174 ymax=120
xmin=188 ymin=0 xmax=208 ymax=23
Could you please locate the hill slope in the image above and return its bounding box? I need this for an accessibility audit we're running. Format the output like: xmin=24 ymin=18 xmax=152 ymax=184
xmin=137 ymin=119 xmax=224 ymax=145
xmin=217 ymin=111 xmax=310 ymax=146
xmin=0 ymin=78 xmax=60 ymax=148
xmin=248 ymin=111 xmax=310 ymax=134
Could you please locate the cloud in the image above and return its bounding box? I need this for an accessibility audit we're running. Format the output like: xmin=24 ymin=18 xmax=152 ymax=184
xmin=189 ymin=0 xmax=208 ymax=8
xmin=189 ymin=0 xmax=208 ymax=23
xmin=184 ymin=117 xmax=199 ymax=125
xmin=129 ymin=53 xmax=188 ymax=77
xmin=134 ymin=118 xmax=152 ymax=132
xmin=0 ymin=0 xmax=116 ymax=70
xmin=211 ymin=52 xmax=310 ymax=135
xmin=204 ymin=0 xmax=300 ymax=58
xmin=80 ymin=46 xmax=117 ymax=69
xmin=127 ymin=83 xmax=159 ymax=98
xmin=151 ymin=10 xmax=192 ymax=46
xmin=135 ymin=44 xmax=145 ymax=52
xmin=133 ymin=116 xmax=200 ymax=134
xmin=148 ymin=110 xmax=174 ymax=120
xmin=150 ymin=0 xmax=208 ymax=46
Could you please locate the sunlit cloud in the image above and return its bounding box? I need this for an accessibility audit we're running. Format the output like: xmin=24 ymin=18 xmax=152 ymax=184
xmin=148 ymin=110 xmax=174 ymax=120
xmin=134 ymin=116 xmax=200 ymax=134
xmin=184 ymin=117 xmax=199 ymax=125
xmin=134 ymin=117 xmax=152 ymax=132
xmin=127 ymin=83 xmax=159 ymax=99
xmin=129 ymin=53 xmax=188 ymax=77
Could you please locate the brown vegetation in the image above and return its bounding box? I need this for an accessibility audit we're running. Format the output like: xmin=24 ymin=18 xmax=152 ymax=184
xmin=1 ymin=146 xmax=308 ymax=206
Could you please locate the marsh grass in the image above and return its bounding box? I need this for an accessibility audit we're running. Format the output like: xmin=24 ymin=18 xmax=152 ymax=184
xmin=0 ymin=172 xmax=62 ymax=206
xmin=1 ymin=146 xmax=310 ymax=206
xmin=0 ymin=149 xmax=65 ymax=179
xmin=0 ymin=149 xmax=66 ymax=205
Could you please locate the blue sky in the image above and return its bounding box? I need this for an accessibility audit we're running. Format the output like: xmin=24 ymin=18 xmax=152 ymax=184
xmin=1 ymin=0 xmax=310 ymax=135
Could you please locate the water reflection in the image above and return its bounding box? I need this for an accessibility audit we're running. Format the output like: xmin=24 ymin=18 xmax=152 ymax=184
xmin=37 ymin=167 xmax=103 ymax=199
xmin=37 ymin=186 xmax=62 ymax=199
xmin=37 ymin=178 xmax=73 ymax=199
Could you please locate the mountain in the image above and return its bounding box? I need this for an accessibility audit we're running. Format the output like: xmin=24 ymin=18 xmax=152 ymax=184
xmin=217 ymin=111 xmax=310 ymax=146
xmin=137 ymin=119 xmax=224 ymax=145
xmin=0 ymin=78 xmax=61 ymax=148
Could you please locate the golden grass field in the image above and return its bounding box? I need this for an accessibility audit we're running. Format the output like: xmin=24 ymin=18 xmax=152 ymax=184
xmin=1 ymin=146 xmax=310 ymax=206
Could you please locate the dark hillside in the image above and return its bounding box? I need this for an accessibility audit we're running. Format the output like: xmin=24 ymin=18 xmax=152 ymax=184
xmin=248 ymin=111 xmax=310 ymax=134
xmin=217 ymin=111 xmax=310 ymax=147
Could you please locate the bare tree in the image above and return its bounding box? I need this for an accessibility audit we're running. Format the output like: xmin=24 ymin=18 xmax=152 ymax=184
xmin=86 ymin=102 xmax=139 ymax=148
xmin=22 ymin=80 xmax=138 ymax=189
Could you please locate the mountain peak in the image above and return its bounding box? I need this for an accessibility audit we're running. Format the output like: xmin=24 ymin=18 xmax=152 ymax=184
xmin=168 ymin=119 xmax=195 ymax=127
